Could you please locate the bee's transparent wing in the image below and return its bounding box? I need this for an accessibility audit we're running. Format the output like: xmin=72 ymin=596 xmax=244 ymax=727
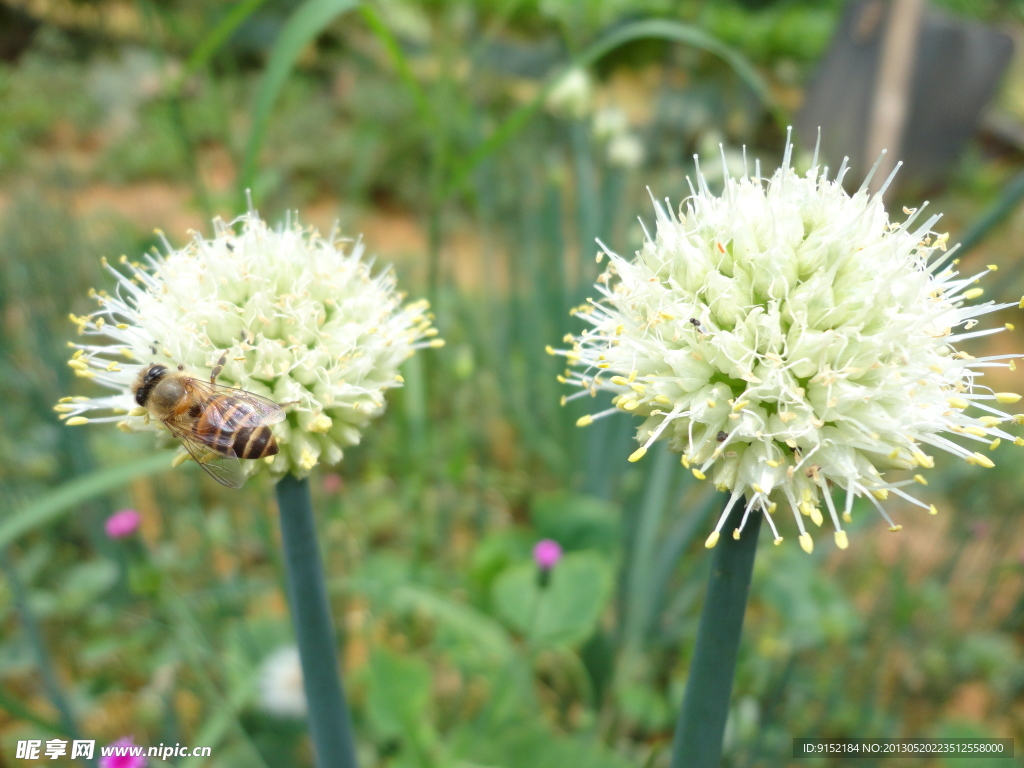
xmin=205 ymin=380 xmax=286 ymax=426
xmin=163 ymin=418 xmax=246 ymax=489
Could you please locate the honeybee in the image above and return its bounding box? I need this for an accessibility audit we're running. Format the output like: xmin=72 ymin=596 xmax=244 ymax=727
xmin=131 ymin=351 xmax=285 ymax=488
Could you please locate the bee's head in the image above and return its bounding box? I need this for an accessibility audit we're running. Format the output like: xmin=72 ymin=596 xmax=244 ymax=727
xmin=133 ymin=363 xmax=169 ymax=406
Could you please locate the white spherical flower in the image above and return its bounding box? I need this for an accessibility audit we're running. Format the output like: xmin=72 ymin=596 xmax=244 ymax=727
xmin=258 ymin=646 xmax=307 ymax=718
xmin=553 ymin=137 xmax=1023 ymax=553
xmin=57 ymin=212 xmax=441 ymax=483
xmin=593 ymin=106 xmax=629 ymax=141
xmin=546 ymin=67 xmax=594 ymax=120
xmin=606 ymin=132 xmax=645 ymax=169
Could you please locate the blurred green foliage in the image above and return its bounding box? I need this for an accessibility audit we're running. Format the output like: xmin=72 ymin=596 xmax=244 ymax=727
xmin=1 ymin=0 xmax=1023 ymax=766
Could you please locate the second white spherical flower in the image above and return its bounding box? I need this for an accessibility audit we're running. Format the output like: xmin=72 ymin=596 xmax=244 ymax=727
xmin=554 ymin=139 xmax=1023 ymax=552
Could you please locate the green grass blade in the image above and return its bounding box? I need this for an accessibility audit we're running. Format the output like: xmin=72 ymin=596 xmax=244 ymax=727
xmin=445 ymin=18 xmax=775 ymax=196
xmin=359 ymin=4 xmax=435 ymax=125
xmin=621 ymin=444 xmax=676 ymax=651
xmin=0 ymin=451 xmax=175 ymax=548
xmin=238 ymin=0 xmax=359 ymax=203
xmin=179 ymin=0 xmax=271 ymax=86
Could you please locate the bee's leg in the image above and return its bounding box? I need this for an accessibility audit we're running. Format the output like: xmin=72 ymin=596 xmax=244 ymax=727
xmin=210 ymin=350 xmax=228 ymax=385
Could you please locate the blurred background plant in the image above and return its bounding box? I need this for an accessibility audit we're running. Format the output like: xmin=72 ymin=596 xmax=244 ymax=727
xmin=1 ymin=0 xmax=1024 ymax=766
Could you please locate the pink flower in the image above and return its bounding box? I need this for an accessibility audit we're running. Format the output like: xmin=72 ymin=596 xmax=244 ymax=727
xmin=322 ymin=473 xmax=343 ymax=494
xmin=105 ymin=509 xmax=141 ymax=539
xmin=99 ymin=737 xmax=146 ymax=768
xmin=533 ymin=539 xmax=563 ymax=571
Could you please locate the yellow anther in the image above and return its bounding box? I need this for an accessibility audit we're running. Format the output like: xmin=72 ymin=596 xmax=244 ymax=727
xmin=842 ymin=511 xmax=852 ymax=523
xmin=65 ymin=417 xmax=89 ymax=426
xmin=692 ymin=468 xmax=706 ymax=480
xmin=962 ymin=288 xmax=984 ymax=300
xmin=705 ymin=531 xmax=720 ymax=549
xmin=680 ymin=455 xmax=691 ymax=468
xmin=962 ymin=426 xmax=987 ymax=437
xmin=116 ymin=323 xmax=129 ymax=330
xmin=106 ymin=362 xmax=121 ymax=372
xmin=1007 ymin=323 xmax=1016 ymax=331
xmin=655 ymin=395 xmax=672 ymax=405
xmin=706 ymin=399 xmax=716 ymax=408
xmin=947 ymin=397 xmax=970 ymax=409
xmin=628 ymin=447 xmax=647 ymax=463
xmin=1011 ymin=360 xmax=1017 ymax=371
xmin=117 ymin=421 xmax=132 ymax=433
xmin=732 ymin=400 xmax=749 ymax=411
xmin=308 ymin=414 xmax=333 ymax=434
xmin=912 ymin=452 xmax=935 ymax=468
xmin=75 ymin=370 xmax=96 ymax=379
xmin=1018 ymin=296 xmax=1024 ymax=309
xmin=809 ymin=507 xmax=823 ymax=527
xmin=995 ymin=392 xmax=1021 ymax=403
xmin=987 ymin=264 xmax=998 ymax=271
xmin=888 ymin=525 xmax=903 ymax=533
xmin=576 ymin=415 xmax=593 ymax=427
xmin=913 ymin=474 xmax=928 ymax=485
xmin=53 ymin=404 xmax=74 ymax=413
xmin=773 ymin=537 xmax=783 ymax=546
xmin=630 ymin=383 xmax=646 ymax=394
xmin=978 ymin=416 xmax=1001 ymax=428
xmin=928 ymin=504 xmax=938 ymax=515
xmin=751 ymin=484 xmax=765 ymax=494
xmin=68 ymin=359 xmax=88 ymax=371
xmin=799 ymin=533 xmax=814 ymax=554
xmin=732 ymin=529 xmax=741 ymax=540
xmin=559 ymin=396 xmax=567 ymax=407
xmin=834 ymin=530 xmax=849 ymax=550
xmin=888 ymin=448 xmax=901 ymax=459
xmin=545 ymin=345 xmax=556 ymax=356
xmin=768 ymin=502 xmax=778 ymax=514
xmin=968 ymin=451 xmax=995 ymax=468
xmin=989 ymin=438 xmax=1001 ymax=451
xmin=429 ymin=339 xmax=445 ymax=348
xmin=1016 ymin=437 xmax=1024 ymax=446
xmin=766 ymin=459 xmax=780 ymax=467
xmin=622 ymin=400 xmax=639 ymax=411
xmin=628 ymin=370 xmax=637 ymax=382
xmin=58 ymin=396 xmax=75 ymax=403
xmin=610 ymin=376 xmax=628 ymax=386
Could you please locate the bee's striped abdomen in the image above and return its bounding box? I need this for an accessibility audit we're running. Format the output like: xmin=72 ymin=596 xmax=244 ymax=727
xmin=197 ymin=394 xmax=279 ymax=459
xmin=232 ymin=424 xmax=279 ymax=459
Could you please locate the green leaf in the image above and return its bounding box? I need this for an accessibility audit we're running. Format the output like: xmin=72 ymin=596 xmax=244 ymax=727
xmin=0 ymin=451 xmax=176 ymax=548
xmin=492 ymin=551 xmax=613 ymax=648
xmin=239 ymin=0 xmax=359 ymax=201
xmin=366 ymin=647 xmax=432 ymax=740
xmin=530 ymin=491 xmax=619 ymax=553
xmin=390 ymin=584 xmax=514 ymax=662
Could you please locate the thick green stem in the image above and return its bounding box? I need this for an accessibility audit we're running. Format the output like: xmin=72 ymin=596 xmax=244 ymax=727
xmin=275 ymin=475 xmax=358 ymax=768
xmin=669 ymin=499 xmax=762 ymax=768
